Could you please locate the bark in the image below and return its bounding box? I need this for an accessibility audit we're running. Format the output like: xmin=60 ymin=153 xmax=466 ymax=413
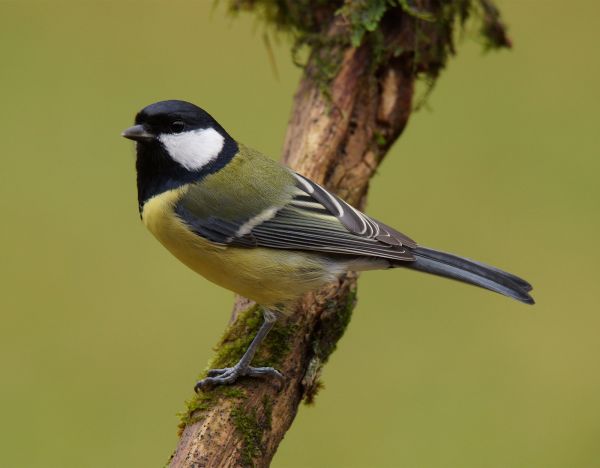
xmin=169 ymin=3 xmax=508 ymax=466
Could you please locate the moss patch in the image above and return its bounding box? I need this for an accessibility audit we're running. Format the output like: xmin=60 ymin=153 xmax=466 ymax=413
xmin=302 ymin=286 xmax=358 ymax=403
xmin=177 ymin=385 xmax=247 ymax=435
xmin=210 ymin=305 xmax=264 ymax=370
xmin=177 ymin=305 xmax=295 ymax=433
xmin=228 ymin=395 xmax=274 ymax=466
xmin=227 ymin=0 xmax=511 ymax=100
xmin=209 ymin=305 xmax=297 ymax=370
xmin=314 ymin=287 xmax=358 ymax=363
xmin=231 ymin=402 xmax=271 ymax=467
xmin=261 ymin=395 xmax=273 ymax=431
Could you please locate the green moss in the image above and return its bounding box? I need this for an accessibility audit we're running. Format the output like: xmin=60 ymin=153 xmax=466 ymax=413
xmin=177 ymin=304 xmax=295 ymax=433
xmin=302 ymin=286 xmax=358 ymax=404
xmin=373 ymin=130 xmax=387 ymax=147
xmin=207 ymin=304 xmax=297 ymax=370
xmin=222 ymin=387 xmax=247 ymax=399
xmin=315 ymin=287 xmax=357 ymax=363
xmin=209 ymin=305 xmax=264 ymax=370
xmin=177 ymin=385 xmax=247 ymax=435
xmin=261 ymin=395 xmax=273 ymax=431
xmin=338 ymin=0 xmax=390 ymax=47
xmin=226 ymin=0 xmax=511 ymax=100
xmin=231 ymin=404 xmax=264 ymax=467
xmin=229 ymin=396 xmax=274 ymax=466
xmin=257 ymin=320 xmax=298 ymax=368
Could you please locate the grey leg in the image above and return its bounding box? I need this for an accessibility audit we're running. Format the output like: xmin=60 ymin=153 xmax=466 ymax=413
xmin=194 ymin=309 xmax=283 ymax=391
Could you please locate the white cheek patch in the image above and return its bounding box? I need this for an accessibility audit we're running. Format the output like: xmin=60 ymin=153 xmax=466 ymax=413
xmin=159 ymin=128 xmax=225 ymax=171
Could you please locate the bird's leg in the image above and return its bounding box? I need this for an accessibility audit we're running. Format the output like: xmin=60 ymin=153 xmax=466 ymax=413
xmin=194 ymin=309 xmax=283 ymax=391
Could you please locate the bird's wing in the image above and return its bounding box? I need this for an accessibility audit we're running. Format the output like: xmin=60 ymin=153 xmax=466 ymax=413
xmin=176 ymin=170 xmax=417 ymax=262
xmin=291 ymin=173 xmax=417 ymax=249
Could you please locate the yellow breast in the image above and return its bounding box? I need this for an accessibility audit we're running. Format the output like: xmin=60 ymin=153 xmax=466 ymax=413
xmin=141 ymin=189 xmax=337 ymax=308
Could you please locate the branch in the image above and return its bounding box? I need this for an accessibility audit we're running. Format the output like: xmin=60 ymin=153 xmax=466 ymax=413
xmin=169 ymin=2 xmax=510 ymax=466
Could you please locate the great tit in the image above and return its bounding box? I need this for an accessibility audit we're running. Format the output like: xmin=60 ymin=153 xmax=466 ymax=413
xmin=122 ymin=100 xmax=534 ymax=390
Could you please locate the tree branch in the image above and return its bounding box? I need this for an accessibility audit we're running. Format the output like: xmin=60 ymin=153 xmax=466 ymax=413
xmin=169 ymin=2 xmax=510 ymax=466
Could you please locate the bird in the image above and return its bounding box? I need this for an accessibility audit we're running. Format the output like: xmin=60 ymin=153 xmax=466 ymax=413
xmin=122 ymin=99 xmax=534 ymax=391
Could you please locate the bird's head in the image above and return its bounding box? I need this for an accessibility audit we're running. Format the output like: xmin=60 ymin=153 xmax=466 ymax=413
xmin=122 ymin=100 xmax=238 ymax=211
xmin=122 ymin=100 xmax=236 ymax=172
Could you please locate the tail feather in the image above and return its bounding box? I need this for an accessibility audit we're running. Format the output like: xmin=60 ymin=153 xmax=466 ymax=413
xmin=400 ymin=246 xmax=534 ymax=304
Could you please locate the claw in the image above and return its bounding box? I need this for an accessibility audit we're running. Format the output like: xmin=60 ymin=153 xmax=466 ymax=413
xmin=194 ymin=365 xmax=284 ymax=392
xmin=246 ymin=367 xmax=284 ymax=379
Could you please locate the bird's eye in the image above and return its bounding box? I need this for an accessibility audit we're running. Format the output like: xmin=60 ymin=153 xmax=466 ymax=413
xmin=171 ymin=121 xmax=185 ymax=133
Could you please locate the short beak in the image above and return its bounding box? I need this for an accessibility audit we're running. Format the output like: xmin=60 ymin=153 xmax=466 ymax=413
xmin=121 ymin=124 xmax=154 ymax=142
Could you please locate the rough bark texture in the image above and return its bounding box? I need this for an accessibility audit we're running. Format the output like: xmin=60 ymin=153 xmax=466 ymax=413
xmin=169 ymin=2 xmax=509 ymax=466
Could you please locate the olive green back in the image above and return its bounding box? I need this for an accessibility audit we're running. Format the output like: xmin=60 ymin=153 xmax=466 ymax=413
xmin=179 ymin=144 xmax=296 ymax=221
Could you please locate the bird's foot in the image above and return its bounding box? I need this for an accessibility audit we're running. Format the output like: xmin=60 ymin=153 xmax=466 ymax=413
xmin=194 ymin=365 xmax=283 ymax=392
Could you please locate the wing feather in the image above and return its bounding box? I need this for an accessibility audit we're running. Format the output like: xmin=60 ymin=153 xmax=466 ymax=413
xmin=291 ymin=173 xmax=417 ymax=248
xmin=175 ymin=170 xmax=417 ymax=262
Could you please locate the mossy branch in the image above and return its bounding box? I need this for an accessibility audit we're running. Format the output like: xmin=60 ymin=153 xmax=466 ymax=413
xmin=169 ymin=1 xmax=509 ymax=466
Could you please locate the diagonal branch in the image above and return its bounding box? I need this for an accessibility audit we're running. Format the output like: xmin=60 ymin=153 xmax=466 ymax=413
xmin=169 ymin=2 xmax=510 ymax=466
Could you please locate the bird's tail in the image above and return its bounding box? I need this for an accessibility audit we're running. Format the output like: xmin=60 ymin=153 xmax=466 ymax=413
xmin=399 ymin=246 xmax=534 ymax=304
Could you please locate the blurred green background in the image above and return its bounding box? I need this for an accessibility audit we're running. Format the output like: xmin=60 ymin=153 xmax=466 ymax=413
xmin=1 ymin=1 xmax=599 ymax=467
